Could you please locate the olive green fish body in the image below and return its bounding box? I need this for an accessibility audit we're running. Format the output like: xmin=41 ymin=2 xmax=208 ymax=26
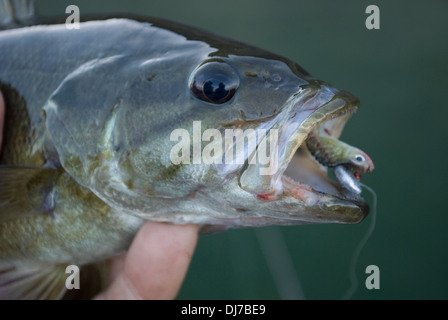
xmin=0 ymin=168 xmax=142 ymax=265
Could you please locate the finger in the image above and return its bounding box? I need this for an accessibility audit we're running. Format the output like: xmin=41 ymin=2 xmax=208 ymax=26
xmin=106 ymin=252 xmax=127 ymax=281
xmin=0 ymin=91 xmax=4 ymax=146
xmin=96 ymin=221 xmax=199 ymax=300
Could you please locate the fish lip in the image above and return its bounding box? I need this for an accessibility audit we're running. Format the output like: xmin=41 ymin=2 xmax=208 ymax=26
xmin=239 ymin=86 xmax=369 ymax=223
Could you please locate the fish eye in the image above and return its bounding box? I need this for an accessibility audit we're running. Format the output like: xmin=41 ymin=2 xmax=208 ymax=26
xmin=354 ymin=155 xmax=365 ymax=163
xmin=189 ymin=61 xmax=239 ymax=104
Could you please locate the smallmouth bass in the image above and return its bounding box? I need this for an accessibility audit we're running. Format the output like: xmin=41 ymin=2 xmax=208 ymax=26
xmin=0 ymin=1 xmax=374 ymax=299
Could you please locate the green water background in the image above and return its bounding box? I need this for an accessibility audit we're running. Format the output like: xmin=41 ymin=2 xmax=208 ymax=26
xmin=37 ymin=0 xmax=448 ymax=299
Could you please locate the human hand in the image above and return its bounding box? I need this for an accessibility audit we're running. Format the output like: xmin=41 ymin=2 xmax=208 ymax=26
xmin=95 ymin=222 xmax=198 ymax=299
xmin=0 ymin=92 xmax=199 ymax=300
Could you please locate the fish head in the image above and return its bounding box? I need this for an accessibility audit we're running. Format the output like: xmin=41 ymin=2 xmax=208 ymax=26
xmin=43 ymin=19 xmax=370 ymax=228
xmin=115 ymin=53 xmax=368 ymax=227
xmin=193 ymin=55 xmax=369 ymax=227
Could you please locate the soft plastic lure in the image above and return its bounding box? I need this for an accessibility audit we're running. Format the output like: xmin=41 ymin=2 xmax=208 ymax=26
xmin=306 ymin=130 xmax=374 ymax=194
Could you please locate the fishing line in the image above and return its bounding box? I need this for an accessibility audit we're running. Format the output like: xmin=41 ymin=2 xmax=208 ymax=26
xmin=254 ymin=227 xmax=306 ymax=300
xmin=341 ymin=182 xmax=377 ymax=300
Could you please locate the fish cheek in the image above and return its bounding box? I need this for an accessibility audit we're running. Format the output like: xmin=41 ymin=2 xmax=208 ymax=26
xmin=43 ymin=55 xmax=134 ymax=186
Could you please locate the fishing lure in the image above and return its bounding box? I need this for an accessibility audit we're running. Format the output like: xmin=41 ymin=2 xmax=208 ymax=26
xmin=306 ymin=130 xmax=374 ymax=194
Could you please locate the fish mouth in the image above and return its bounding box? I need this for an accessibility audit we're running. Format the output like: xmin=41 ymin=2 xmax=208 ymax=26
xmin=239 ymin=87 xmax=369 ymax=224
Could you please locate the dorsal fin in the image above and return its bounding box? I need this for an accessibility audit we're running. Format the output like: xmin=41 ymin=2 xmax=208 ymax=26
xmin=0 ymin=0 xmax=36 ymax=29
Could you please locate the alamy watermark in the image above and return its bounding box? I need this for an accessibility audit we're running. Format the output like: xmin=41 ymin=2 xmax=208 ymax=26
xmin=65 ymin=5 xmax=80 ymax=29
xmin=365 ymin=265 xmax=380 ymax=290
xmin=64 ymin=4 xmax=381 ymax=31
xmin=65 ymin=265 xmax=80 ymax=290
xmin=169 ymin=121 xmax=279 ymax=175
xmin=365 ymin=5 xmax=380 ymax=30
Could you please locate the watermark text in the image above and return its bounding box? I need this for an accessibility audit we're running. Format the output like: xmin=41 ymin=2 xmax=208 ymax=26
xmin=170 ymin=121 xmax=279 ymax=175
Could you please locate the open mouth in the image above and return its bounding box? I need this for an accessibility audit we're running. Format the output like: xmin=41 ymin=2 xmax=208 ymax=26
xmin=283 ymin=118 xmax=361 ymax=201
xmin=239 ymin=87 xmax=371 ymax=224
